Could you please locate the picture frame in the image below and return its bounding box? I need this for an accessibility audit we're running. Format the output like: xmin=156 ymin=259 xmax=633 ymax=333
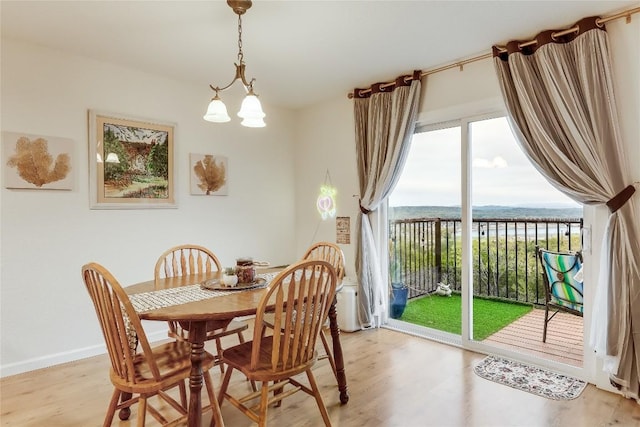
xmin=88 ymin=110 xmax=176 ymax=209
xmin=189 ymin=153 xmax=228 ymax=196
xmin=3 ymin=131 xmax=74 ymax=190
xmin=336 ymin=216 xmax=351 ymax=244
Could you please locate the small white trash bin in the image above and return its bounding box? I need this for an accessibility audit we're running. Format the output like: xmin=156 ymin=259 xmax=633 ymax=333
xmin=337 ymin=277 xmax=359 ymax=332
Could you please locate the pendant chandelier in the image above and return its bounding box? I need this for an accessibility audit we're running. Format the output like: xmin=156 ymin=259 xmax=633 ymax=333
xmin=203 ymin=0 xmax=266 ymax=128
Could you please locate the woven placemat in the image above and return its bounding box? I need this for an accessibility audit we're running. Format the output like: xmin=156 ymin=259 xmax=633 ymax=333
xmin=130 ymin=271 xmax=279 ymax=313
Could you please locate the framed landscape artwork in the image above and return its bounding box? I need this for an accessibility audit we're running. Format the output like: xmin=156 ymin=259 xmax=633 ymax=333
xmin=89 ymin=110 xmax=176 ymax=209
xmin=3 ymin=131 xmax=74 ymax=190
xmin=190 ymin=153 xmax=228 ymax=196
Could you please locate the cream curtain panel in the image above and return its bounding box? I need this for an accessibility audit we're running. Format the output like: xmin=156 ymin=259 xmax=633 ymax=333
xmin=353 ymin=71 xmax=421 ymax=327
xmin=493 ymin=17 xmax=640 ymax=398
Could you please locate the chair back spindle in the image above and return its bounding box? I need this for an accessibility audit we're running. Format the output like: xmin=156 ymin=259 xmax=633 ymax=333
xmin=155 ymin=244 xmax=221 ymax=286
xmin=303 ymin=242 xmax=345 ymax=282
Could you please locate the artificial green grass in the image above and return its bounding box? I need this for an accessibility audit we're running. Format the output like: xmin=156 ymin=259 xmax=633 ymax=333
xmin=399 ymin=293 xmax=533 ymax=340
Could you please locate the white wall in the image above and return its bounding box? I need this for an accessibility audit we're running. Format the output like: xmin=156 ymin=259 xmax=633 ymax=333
xmin=295 ymin=16 xmax=640 ymax=390
xmin=293 ymin=98 xmax=358 ymax=276
xmin=0 ymin=40 xmax=298 ymax=376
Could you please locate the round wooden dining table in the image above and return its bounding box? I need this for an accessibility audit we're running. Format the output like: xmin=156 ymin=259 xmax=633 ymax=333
xmin=126 ymin=270 xmax=349 ymax=427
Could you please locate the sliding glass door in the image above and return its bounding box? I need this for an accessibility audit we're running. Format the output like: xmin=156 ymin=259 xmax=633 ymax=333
xmin=467 ymin=115 xmax=584 ymax=372
xmin=387 ymin=113 xmax=584 ymax=375
xmin=388 ymin=122 xmax=462 ymax=342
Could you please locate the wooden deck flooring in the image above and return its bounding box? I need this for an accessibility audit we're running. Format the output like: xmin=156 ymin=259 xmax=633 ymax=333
xmin=482 ymin=308 xmax=584 ymax=367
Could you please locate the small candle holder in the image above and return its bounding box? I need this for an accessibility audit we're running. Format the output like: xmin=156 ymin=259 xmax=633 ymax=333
xmin=222 ymin=267 xmax=238 ymax=287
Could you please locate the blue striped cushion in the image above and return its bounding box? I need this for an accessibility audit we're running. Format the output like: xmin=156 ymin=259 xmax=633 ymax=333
xmin=541 ymin=252 xmax=583 ymax=313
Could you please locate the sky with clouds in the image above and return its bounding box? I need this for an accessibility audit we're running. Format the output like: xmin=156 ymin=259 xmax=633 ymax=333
xmin=388 ymin=116 xmax=580 ymax=208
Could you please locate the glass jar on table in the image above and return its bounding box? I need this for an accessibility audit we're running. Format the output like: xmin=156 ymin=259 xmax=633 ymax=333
xmin=235 ymin=258 xmax=256 ymax=284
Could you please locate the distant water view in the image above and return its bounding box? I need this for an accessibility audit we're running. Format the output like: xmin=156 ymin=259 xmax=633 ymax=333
xmin=389 ymin=205 xmax=583 ymax=240
xmin=388 ymin=204 xmax=583 ymax=304
xmin=390 ymin=205 xmax=583 ymax=221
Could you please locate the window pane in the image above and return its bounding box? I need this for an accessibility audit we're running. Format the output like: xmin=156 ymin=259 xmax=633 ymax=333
xmin=388 ymin=126 xmax=461 ymax=335
xmin=389 ymin=126 xmax=461 ymax=208
xmin=471 ymin=117 xmax=579 ymax=208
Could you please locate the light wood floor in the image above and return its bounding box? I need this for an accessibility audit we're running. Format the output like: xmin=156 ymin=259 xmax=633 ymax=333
xmin=483 ymin=308 xmax=583 ymax=367
xmin=2 ymin=326 xmax=639 ymax=427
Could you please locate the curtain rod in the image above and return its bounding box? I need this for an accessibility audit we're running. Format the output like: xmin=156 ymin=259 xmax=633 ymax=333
xmin=347 ymin=6 xmax=640 ymax=99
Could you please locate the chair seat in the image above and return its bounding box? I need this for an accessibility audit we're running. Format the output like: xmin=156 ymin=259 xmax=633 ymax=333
xmin=222 ymin=336 xmax=317 ymax=383
xmin=111 ymin=340 xmax=216 ymax=393
xmin=170 ymin=319 xmax=248 ymax=340
xmin=206 ymin=319 xmax=248 ymax=339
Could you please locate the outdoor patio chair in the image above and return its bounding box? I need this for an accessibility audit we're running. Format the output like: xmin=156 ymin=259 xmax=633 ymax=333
xmin=536 ymin=246 xmax=584 ymax=343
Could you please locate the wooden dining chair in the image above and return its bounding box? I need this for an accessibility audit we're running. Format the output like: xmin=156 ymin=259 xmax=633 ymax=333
xmin=218 ymin=259 xmax=337 ymax=427
xmin=154 ymin=244 xmax=250 ymax=374
xmin=81 ymin=262 xmax=220 ymax=427
xmin=263 ymin=241 xmax=345 ymax=386
xmin=303 ymin=242 xmax=345 ymax=282
xmin=302 ymin=241 xmax=345 ymax=381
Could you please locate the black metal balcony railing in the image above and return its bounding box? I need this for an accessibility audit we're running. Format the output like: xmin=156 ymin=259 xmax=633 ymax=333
xmin=389 ymin=217 xmax=583 ymax=305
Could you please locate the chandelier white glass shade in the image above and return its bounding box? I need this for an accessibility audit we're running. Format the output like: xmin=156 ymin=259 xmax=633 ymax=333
xmin=203 ymin=94 xmax=231 ymax=123
xmin=203 ymin=0 xmax=265 ymax=127
xmin=238 ymin=93 xmax=265 ymax=127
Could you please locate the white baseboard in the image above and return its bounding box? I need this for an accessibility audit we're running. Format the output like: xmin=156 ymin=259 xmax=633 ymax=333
xmin=0 ymin=330 xmax=167 ymax=378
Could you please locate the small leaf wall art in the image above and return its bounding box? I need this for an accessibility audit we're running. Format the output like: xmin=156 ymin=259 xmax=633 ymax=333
xmin=3 ymin=131 xmax=73 ymax=190
xmin=190 ymin=153 xmax=228 ymax=196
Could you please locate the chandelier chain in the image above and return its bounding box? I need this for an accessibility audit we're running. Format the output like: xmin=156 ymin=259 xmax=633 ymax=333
xmin=237 ymin=14 xmax=244 ymax=63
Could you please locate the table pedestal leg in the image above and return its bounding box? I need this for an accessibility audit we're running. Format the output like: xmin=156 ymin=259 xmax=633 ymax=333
xmin=328 ymin=296 xmax=349 ymax=404
xmin=188 ymin=322 xmax=224 ymax=427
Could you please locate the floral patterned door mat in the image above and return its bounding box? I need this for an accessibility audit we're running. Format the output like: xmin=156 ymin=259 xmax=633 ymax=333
xmin=474 ymin=356 xmax=587 ymax=400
